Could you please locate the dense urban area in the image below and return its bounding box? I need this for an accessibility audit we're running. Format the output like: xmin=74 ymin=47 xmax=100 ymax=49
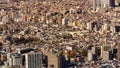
xmin=0 ymin=0 xmax=120 ymax=68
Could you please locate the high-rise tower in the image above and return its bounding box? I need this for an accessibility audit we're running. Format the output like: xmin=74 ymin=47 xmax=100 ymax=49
xmin=93 ymin=0 xmax=115 ymax=11
xmin=25 ymin=53 xmax=42 ymax=68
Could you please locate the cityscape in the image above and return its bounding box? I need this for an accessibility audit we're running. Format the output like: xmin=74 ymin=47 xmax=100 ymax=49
xmin=0 ymin=0 xmax=120 ymax=68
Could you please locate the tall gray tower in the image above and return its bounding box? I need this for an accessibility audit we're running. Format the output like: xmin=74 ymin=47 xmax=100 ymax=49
xmin=25 ymin=53 xmax=42 ymax=68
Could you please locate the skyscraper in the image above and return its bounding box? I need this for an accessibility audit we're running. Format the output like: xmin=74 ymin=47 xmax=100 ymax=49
xmin=7 ymin=53 xmax=23 ymax=67
xmin=93 ymin=0 xmax=115 ymax=11
xmin=25 ymin=53 xmax=42 ymax=68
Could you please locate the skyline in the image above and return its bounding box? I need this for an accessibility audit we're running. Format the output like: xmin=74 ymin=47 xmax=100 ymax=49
xmin=0 ymin=0 xmax=120 ymax=68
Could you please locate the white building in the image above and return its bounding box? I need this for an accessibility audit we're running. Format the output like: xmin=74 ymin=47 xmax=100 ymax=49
xmin=62 ymin=18 xmax=69 ymax=26
xmin=86 ymin=22 xmax=92 ymax=30
xmin=2 ymin=15 xmax=9 ymax=23
xmin=88 ymin=51 xmax=93 ymax=61
xmin=12 ymin=55 xmax=22 ymax=66
xmin=7 ymin=53 xmax=23 ymax=67
xmin=25 ymin=53 xmax=42 ymax=68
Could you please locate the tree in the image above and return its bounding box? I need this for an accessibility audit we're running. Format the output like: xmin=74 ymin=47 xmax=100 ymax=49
xmin=70 ymin=51 xmax=76 ymax=58
xmin=82 ymin=49 xmax=88 ymax=57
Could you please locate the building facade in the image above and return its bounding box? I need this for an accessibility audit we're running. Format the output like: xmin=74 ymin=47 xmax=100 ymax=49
xmin=93 ymin=0 xmax=115 ymax=11
xmin=25 ymin=53 xmax=42 ymax=68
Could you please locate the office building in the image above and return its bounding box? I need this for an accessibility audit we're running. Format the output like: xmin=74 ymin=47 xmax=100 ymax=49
xmin=92 ymin=47 xmax=99 ymax=56
xmin=48 ymin=53 xmax=65 ymax=68
xmin=93 ymin=0 xmax=101 ymax=11
xmin=93 ymin=0 xmax=115 ymax=11
xmin=88 ymin=52 xmax=97 ymax=61
xmin=48 ymin=54 xmax=59 ymax=68
xmin=7 ymin=53 xmax=22 ymax=67
xmin=101 ymin=0 xmax=115 ymax=8
xmin=62 ymin=18 xmax=69 ymax=26
xmin=2 ymin=15 xmax=9 ymax=23
xmin=12 ymin=55 xmax=22 ymax=66
xmin=87 ymin=47 xmax=98 ymax=61
xmin=102 ymin=50 xmax=113 ymax=61
xmin=88 ymin=51 xmax=93 ymax=61
xmin=86 ymin=22 xmax=92 ymax=30
xmin=101 ymin=45 xmax=111 ymax=57
xmin=25 ymin=53 xmax=42 ymax=68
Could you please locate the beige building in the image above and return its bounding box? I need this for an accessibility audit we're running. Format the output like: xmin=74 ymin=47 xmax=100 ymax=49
xmin=47 ymin=53 xmax=65 ymax=68
xmin=102 ymin=50 xmax=113 ymax=61
xmin=117 ymin=43 xmax=120 ymax=60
